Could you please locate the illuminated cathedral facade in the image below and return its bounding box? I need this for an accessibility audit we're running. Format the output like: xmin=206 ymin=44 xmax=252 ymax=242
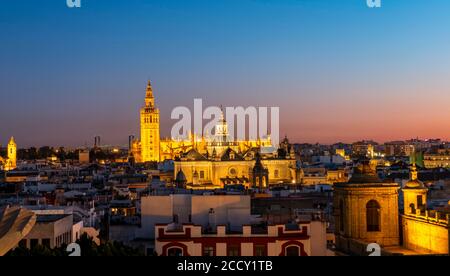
xmin=132 ymin=81 xmax=275 ymax=162
xmin=131 ymin=81 xmax=298 ymax=189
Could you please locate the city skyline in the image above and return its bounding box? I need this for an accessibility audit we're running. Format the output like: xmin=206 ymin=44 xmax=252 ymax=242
xmin=1 ymin=0 xmax=450 ymax=147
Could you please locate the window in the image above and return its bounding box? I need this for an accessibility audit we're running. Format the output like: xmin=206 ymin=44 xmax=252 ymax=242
xmin=285 ymin=246 xmax=300 ymax=256
xmin=168 ymin=247 xmax=183 ymax=257
xmin=366 ymin=200 xmax=381 ymax=232
xmin=19 ymin=239 xmax=27 ymax=248
xmin=254 ymin=245 xmax=267 ymax=256
xmin=417 ymin=195 xmax=423 ymax=208
xmin=173 ymin=214 xmax=179 ymax=223
xmin=274 ymin=170 xmax=279 ymax=178
xmin=30 ymin=239 xmax=39 ymax=249
xmin=42 ymin=239 xmax=51 ymax=248
xmin=229 ymin=168 xmax=237 ymax=176
xmin=227 ymin=245 xmax=240 ymax=256
xmin=200 ymin=171 xmax=205 ymax=179
xmin=203 ymin=246 xmax=215 ymax=256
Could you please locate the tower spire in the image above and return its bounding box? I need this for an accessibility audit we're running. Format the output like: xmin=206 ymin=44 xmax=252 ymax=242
xmin=145 ymin=80 xmax=155 ymax=108
xmin=146 ymin=80 xmax=153 ymax=98
xmin=410 ymin=163 xmax=418 ymax=181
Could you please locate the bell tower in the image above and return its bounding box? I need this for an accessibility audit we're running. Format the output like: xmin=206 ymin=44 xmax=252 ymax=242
xmin=6 ymin=137 xmax=17 ymax=171
xmin=140 ymin=81 xmax=160 ymax=162
xmin=402 ymin=164 xmax=428 ymax=215
xmin=334 ymin=159 xmax=400 ymax=254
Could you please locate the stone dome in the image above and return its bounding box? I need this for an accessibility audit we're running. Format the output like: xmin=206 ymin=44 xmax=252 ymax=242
xmin=404 ymin=179 xmax=425 ymax=189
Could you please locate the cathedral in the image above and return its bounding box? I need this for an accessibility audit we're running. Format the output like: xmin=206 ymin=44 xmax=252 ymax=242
xmin=0 ymin=137 xmax=17 ymax=171
xmin=131 ymin=81 xmax=297 ymax=189
xmin=132 ymin=81 xmax=276 ymax=162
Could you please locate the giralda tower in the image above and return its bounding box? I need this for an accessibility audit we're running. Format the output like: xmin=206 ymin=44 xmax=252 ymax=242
xmin=140 ymin=81 xmax=160 ymax=162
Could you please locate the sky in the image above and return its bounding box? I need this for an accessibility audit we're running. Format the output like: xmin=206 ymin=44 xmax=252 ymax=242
xmin=0 ymin=0 xmax=450 ymax=148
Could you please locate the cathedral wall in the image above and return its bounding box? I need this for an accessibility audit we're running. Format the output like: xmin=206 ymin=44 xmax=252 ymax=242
xmin=174 ymin=159 xmax=295 ymax=187
xmin=402 ymin=215 xmax=449 ymax=254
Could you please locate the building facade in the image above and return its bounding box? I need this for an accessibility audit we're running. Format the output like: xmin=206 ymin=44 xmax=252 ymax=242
xmin=173 ymin=147 xmax=296 ymax=189
xmin=139 ymin=195 xmax=252 ymax=240
xmin=423 ymin=150 xmax=450 ymax=168
xmin=19 ymin=214 xmax=74 ymax=250
xmin=155 ymin=221 xmax=329 ymax=256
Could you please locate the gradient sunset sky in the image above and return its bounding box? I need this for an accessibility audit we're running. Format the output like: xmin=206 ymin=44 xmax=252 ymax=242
xmin=1 ymin=0 xmax=449 ymax=147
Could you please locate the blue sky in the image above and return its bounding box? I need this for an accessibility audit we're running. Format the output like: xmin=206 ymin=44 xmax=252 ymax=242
xmin=1 ymin=0 xmax=450 ymax=147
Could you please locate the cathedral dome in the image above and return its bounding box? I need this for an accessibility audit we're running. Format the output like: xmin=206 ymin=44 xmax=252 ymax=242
xmin=348 ymin=159 xmax=382 ymax=184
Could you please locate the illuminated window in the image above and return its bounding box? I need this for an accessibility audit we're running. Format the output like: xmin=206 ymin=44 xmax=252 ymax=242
xmin=366 ymin=200 xmax=381 ymax=232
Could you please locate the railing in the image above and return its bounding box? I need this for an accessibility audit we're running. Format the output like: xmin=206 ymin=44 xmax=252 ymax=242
xmin=408 ymin=209 xmax=450 ymax=226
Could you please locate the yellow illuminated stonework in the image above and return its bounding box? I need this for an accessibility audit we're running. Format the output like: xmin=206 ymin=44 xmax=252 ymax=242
xmin=131 ymin=81 xmax=297 ymax=190
xmin=401 ymin=164 xmax=449 ymax=254
xmin=139 ymin=81 xmax=160 ymax=162
xmin=132 ymin=81 xmax=274 ymax=163
xmin=3 ymin=137 xmax=17 ymax=171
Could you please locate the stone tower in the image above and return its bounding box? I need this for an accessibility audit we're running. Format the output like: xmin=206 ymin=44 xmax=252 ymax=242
xmin=140 ymin=81 xmax=160 ymax=162
xmin=252 ymin=152 xmax=269 ymax=190
xmin=402 ymin=164 xmax=428 ymax=215
xmin=334 ymin=159 xmax=400 ymax=254
xmin=5 ymin=137 xmax=17 ymax=171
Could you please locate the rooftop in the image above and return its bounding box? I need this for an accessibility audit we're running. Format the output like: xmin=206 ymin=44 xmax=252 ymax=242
xmin=36 ymin=214 xmax=71 ymax=223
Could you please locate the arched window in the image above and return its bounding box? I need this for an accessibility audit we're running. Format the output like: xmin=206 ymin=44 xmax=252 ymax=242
xmin=366 ymin=200 xmax=381 ymax=232
xmin=167 ymin=247 xmax=183 ymax=256
xmin=285 ymin=246 xmax=300 ymax=256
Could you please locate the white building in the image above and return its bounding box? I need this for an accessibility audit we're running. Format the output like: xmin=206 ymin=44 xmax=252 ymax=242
xmin=138 ymin=195 xmax=252 ymax=239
